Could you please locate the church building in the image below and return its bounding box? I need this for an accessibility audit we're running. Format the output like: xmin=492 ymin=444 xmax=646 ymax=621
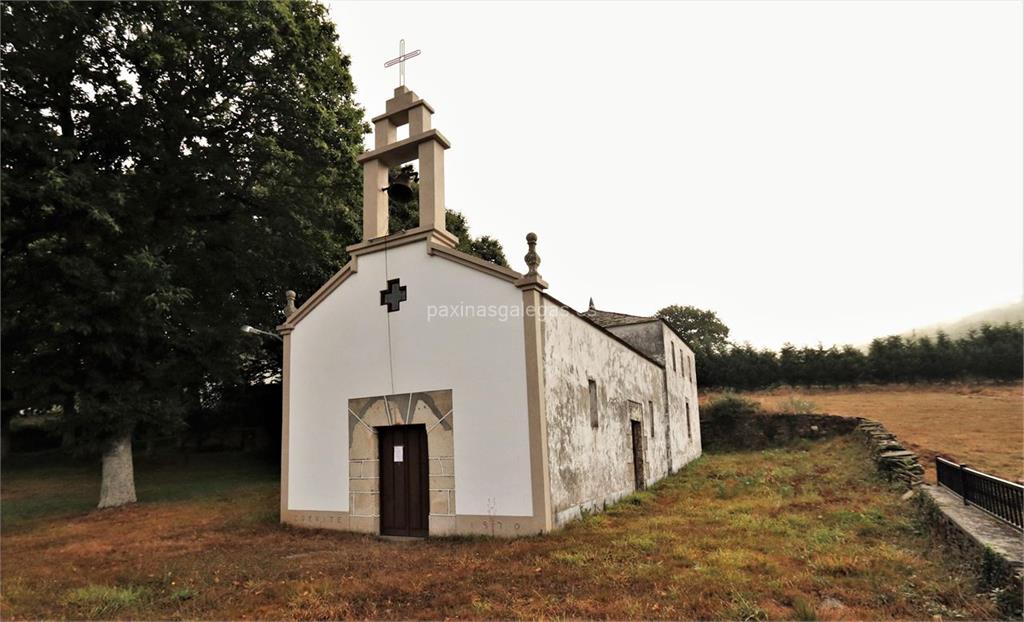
xmin=277 ymin=86 xmax=701 ymax=538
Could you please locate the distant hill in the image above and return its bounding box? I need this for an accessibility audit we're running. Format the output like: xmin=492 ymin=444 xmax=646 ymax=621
xmin=902 ymin=301 xmax=1024 ymax=340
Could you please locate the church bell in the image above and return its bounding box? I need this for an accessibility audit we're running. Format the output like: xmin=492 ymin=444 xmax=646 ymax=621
xmin=384 ymin=170 xmax=417 ymax=203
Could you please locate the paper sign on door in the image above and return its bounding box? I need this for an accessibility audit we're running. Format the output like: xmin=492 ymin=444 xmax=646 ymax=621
xmin=394 ymin=446 xmax=404 ymax=462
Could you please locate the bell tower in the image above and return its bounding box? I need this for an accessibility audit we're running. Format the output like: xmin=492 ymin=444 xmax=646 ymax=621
xmin=354 ymin=86 xmax=458 ymax=249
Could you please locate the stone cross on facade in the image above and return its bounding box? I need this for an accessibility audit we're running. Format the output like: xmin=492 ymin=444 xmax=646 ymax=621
xmin=384 ymin=39 xmax=421 ymax=87
xmin=380 ymin=278 xmax=408 ymax=312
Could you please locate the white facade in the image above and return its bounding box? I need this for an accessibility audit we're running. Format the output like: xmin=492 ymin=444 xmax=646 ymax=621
xmin=287 ymin=240 xmax=533 ymax=518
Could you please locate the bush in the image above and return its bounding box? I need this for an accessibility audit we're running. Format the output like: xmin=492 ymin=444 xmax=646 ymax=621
xmin=704 ymin=393 xmax=759 ymax=418
xmin=777 ymin=396 xmax=818 ymax=414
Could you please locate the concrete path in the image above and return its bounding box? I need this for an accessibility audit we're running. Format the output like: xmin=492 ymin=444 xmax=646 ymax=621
xmin=922 ymin=484 xmax=1023 ymax=569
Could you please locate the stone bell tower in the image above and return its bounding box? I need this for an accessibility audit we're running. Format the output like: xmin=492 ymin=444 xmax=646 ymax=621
xmin=354 ymin=86 xmax=458 ymax=250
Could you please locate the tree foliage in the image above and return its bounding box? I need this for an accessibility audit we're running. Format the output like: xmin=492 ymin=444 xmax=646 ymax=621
xmin=1 ymin=1 xmax=366 ymax=453
xmin=654 ymin=305 xmax=1021 ymax=389
xmin=386 ymin=165 xmax=508 ymax=267
xmin=698 ymin=324 xmax=1023 ymax=389
xmin=656 ymin=305 xmax=730 ymax=354
xmin=1 ymin=1 xmax=512 ymax=482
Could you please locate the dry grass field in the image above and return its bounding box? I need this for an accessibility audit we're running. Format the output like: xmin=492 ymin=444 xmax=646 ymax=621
xmin=719 ymin=383 xmax=1023 ymax=484
xmin=0 ymin=438 xmax=998 ymax=620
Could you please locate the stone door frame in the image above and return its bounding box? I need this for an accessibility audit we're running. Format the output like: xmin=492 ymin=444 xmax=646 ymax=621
xmin=347 ymin=390 xmax=455 ymax=535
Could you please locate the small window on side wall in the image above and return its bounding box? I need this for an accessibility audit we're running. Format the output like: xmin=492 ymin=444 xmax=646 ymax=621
xmin=588 ymin=379 xmax=599 ymax=428
xmin=672 ymin=343 xmax=677 ymax=372
xmin=648 ymin=400 xmax=655 ymax=437
xmin=685 ymin=398 xmax=692 ymax=440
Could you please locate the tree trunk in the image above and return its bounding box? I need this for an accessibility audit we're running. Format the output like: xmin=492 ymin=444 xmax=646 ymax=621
xmin=0 ymin=407 xmax=15 ymax=458
xmin=1 ymin=416 xmax=10 ymax=458
xmin=98 ymin=434 xmax=137 ymax=508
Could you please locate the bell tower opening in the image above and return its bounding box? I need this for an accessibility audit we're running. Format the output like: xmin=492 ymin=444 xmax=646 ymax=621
xmin=354 ymin=86 xmax=458 ymax=249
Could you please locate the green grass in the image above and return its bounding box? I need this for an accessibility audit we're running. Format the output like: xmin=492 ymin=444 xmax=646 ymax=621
xmin=65 ymin=585 xmax=149 ymax=617
xmin=1 ymin=453 xmax=277 ymax=532
xmin=726 ymin=592 xmax=768 ymax=621
xmin=1 ymin=438 xmax=999 ymax=620
xmin=791 ymin=596 xmax=818 ymax=621
xmin=551 ymin=549 xmax=591 ymax=565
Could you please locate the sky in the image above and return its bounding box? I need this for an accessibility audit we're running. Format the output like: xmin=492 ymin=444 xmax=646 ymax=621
xmin=326 ymin=1 xmax=1023 ymax=349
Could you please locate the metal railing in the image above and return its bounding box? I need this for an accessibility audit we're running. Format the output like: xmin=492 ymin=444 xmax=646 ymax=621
xmin=936 ymin=456 xmax=1023 ymax=531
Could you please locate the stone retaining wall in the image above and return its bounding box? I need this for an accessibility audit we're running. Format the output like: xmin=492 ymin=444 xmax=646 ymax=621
xmin=701 ymin=414 xmax=926 ymax=487
xmin=915 ymin=485 xmax=1023 ymax=617
xmin=854 ymin=420 xmax=1021 ymax=617
xmin=700 ymin=413 xmax=861 ymax=451
xmin=701 ymin=412 xmax=1020 ymax=617
xmin=852 ymin=419 xmax=925 ymax=488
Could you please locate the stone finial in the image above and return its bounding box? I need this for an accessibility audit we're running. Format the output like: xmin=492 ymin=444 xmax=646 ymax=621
xmin=515 ymin=232 xmax=548 ymax=290
xmin=524 ymin=232 xmax=541 ymax=276
xmin=283 ymin=290 xmax=297 ymax=317
xmin=589 ymin=298 xmax=595 ymax=311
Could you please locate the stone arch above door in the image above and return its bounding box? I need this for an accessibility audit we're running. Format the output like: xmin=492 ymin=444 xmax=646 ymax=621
xmin=347 ymin=389 xmax=454 ymax=534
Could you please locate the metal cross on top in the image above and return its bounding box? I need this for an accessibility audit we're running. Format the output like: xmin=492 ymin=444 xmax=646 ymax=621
xmin=380 ymin=278 xmax=408 ymax=313
xmin=384 ymin=39 xmax=421 ymax=87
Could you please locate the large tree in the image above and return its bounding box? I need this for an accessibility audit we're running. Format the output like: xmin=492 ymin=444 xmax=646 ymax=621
xmin=1 ymin=1 xmax=366 ymax=507
xmin=656 ymin=305 xmax=731 ymax=355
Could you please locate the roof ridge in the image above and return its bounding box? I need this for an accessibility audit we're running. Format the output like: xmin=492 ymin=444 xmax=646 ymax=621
xmin=581 ymin=306 xmax=657 ymax=328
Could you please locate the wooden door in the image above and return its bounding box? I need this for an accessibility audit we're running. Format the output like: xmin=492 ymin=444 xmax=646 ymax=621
xmin=378 ymin=424 xmax=429 ymax=537
xmin=631 ymin=420 xmax=645 ymax=491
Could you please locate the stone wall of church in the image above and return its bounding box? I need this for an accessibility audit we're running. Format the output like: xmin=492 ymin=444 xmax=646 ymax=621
xmin=662 ymin=328 xmax=702 ymax=472
xmin=541 ymin=299 xmax=692 ymax=526
xmin=604 ymin=321 xmax=703 ymax=473
xmin=605 ymin=321 xmax=665 ymax=364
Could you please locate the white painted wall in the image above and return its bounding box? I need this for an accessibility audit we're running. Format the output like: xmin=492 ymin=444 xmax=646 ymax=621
xmin=287 ymin=240 xmax=533 ymax=516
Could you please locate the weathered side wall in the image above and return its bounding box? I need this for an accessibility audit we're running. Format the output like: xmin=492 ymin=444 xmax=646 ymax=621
xmin=606 ymin=322 xmax=664 ymax=364
xmin=542 ymin=300 xmax=684 ymax=526
xmin=662 ymin=328 xmax=701 ymax=472
xmin=605 ymin=321 xmax=702 ymax=474
xmin=701 ymin=413 xmax=860 ymax=451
